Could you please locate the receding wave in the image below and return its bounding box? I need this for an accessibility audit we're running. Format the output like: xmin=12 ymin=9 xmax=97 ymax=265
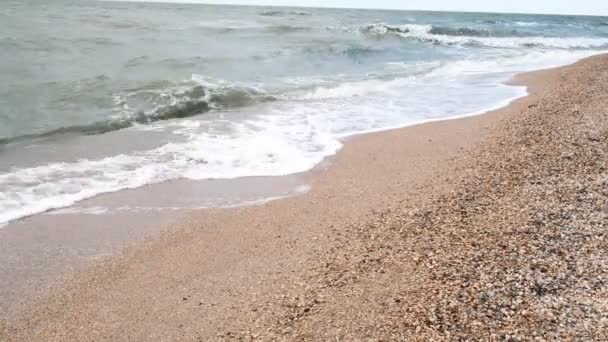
xmin=0 ymin=76 xmax=272 ymax=145
xmin=332 ymin=23 xmax=608 ymax=49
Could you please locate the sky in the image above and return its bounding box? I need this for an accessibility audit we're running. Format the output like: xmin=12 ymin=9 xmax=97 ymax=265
xmin=125 ymin=0 xmax=608 ymax=16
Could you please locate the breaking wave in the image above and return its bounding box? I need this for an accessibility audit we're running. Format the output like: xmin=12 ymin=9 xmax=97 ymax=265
xmin=0 ymin=76 xmax=272 ymax=145
xmin=333 ymin=23 xmax=608 ymax=49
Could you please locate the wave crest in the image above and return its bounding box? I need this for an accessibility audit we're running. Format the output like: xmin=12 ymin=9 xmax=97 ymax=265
xmin=332 ymin=23 xmax=608 ymax=49
xmin=0 ymin=76 xmax=271 ymax=145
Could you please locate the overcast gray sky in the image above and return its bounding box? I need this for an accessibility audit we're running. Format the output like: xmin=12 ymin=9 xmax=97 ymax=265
xmin=126 ymin=0 xmax=608 ymax=16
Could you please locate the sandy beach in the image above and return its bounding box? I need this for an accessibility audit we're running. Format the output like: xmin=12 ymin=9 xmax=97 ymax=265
xmin=2 ymin=54 xmax=608 ymax=340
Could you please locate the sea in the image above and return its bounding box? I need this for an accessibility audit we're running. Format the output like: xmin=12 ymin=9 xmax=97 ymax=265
xmin=2 ymin=0 xmax=608 ymax=225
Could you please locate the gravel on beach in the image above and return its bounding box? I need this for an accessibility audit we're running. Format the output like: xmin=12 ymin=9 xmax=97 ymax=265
xmin=227 ymin=55 xmax=608 ymax=340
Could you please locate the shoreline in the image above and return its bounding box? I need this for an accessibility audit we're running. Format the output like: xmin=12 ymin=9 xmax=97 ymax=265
xmin=2 ymin=54 xmax=606 ymax=340
xmin=0 ymin=54 xmax=545 ymax=316
xmin=0 ymin=75 xmax=527 ymax=228
xmin=8 ymin=51 xmax=607 ymax=228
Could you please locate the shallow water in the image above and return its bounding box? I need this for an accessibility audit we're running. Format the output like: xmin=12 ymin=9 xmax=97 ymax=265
xmin=1 ymin=1 xmax=608 ymax=224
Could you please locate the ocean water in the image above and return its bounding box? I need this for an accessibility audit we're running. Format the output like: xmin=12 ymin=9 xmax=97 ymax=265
xmin=1 ymin=1 xmax=608 ymax=225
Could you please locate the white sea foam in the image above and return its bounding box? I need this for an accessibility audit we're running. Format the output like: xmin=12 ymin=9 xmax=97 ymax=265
xmin=290 ymin=77 xmax=412 ymax=100
xmin=0 ymin=111 xmax=341 ymax=224
xmin=511 ymin=21 xmax=542 ymax=27
xmin=338 ymin=23 xmax=608 ymax=49
xmin=426 ymin=50 xmax=607 ymax=77
xmin=290 ymin=50 xmax=604 ymax=102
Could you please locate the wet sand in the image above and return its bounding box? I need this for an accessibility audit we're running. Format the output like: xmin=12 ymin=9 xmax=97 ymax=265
xmin=2 ymin=55 xmax=607 ymax=340
xmin=0 ymin=174 xmax=309 ymax=318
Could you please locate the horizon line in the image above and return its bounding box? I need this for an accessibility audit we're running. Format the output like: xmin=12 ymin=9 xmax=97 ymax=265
xmin=101 ymin=0 xmax=608 ymax=18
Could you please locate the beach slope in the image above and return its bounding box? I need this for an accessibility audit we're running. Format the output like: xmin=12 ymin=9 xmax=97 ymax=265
xmin=2 ymin=55 xmax=608 ymax=341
